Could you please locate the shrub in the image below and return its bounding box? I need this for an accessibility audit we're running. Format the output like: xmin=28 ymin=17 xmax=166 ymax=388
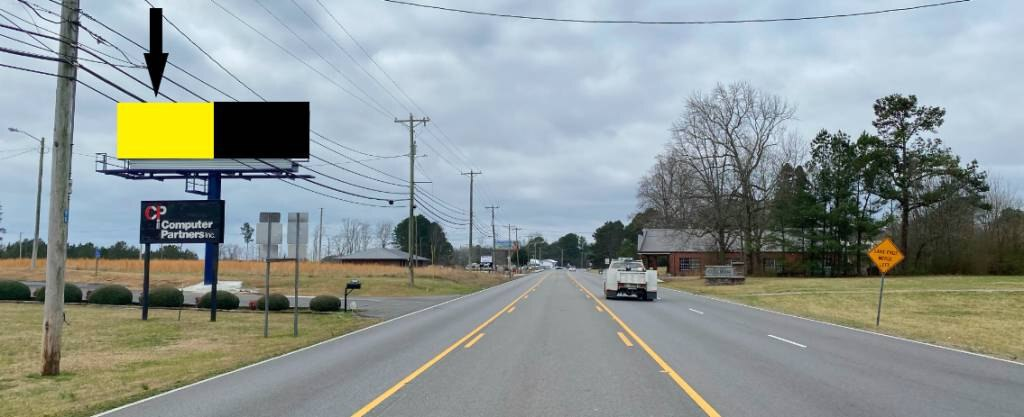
xmin=197 ymin=291 xmax=239 ymax=310
xmin=309 ymin=295 xmax=341 ymax=312
xmin=33 ymin=283 xmax=84 ymax=303
xmin=0 ymin=280 xmax=31 ymax=300
xmin=148 ymin=286 xmax=184 ymax=308
xmin=256 ymin=293 xmax=290 ymax=311
xmin=88 ymin=284 xmax=133 ymax=305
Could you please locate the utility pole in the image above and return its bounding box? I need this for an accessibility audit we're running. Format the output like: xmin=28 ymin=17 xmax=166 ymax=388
xmin=41 ymin=0 xmax=80 ymax=376
xmin=316 ymin=207 xmax=323 ymax=262
xmin=461 ymin=171 xmax=481 ymax=266
xmin=396 ymin=114 xmax=429 ymax=286
xmin=7 ymin=127 xmax=45 ymax=270
xmin=513 ymin=227 xmax=522 ymax=269
xmin=485 ymin=205 xmax=498 ymax=271
xmin=18 ymin=232 xmax=23 ymax=259
xmin=506 ymin=224 xmax=513 ymax=274
xmin=579 ymin=235 xmax=586 ymax=269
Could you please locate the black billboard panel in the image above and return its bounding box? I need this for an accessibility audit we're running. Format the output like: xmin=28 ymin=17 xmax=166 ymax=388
xmin=140 ymin=200 xmax=225 ymax=244
xmin=213 ymin=102 xmax=310 ymax=159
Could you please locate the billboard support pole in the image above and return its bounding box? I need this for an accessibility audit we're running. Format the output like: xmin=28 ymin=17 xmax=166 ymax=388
xmin=142 ymin=243 xmax=151 ymax=320
xmin=204 ymin=172 xmax=222 ymax=322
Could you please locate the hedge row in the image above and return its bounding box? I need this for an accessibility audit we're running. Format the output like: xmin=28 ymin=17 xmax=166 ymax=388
xmin=3 ymin=282 xmax=348 ymax=314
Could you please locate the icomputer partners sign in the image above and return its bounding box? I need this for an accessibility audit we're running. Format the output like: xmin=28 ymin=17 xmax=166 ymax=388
xmin=140 ymin=200 xmax=225 ymax=244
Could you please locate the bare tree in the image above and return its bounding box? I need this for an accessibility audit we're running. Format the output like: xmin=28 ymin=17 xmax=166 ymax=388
xmin=375 ymin=221 xmax=393 ymax=248
xmin=641 ymin=82 xmax=796 ymax=270
xmin=678 ymin=82 xmax=794 ymax=271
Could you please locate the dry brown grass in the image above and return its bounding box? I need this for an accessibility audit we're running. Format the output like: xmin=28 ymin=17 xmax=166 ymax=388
xmin=0 ymin=303 xmax=377 ymax=417
xmin=0 ymin=259 xmax=505 ymax=297
xmin=664 ymin=276 xmax=1024 ymax=361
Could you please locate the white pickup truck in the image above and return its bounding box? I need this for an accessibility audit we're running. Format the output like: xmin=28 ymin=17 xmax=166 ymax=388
xmin=604 ymin=259 xmax=657 ymax=301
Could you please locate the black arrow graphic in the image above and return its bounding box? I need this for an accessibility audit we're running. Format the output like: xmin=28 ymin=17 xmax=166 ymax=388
xmin=143 ymin=8 xmax=168 ymax=96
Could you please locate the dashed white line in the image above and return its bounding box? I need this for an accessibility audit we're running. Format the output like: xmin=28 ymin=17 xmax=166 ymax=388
xmin=768 ymin=334 xmax=807 ymax=349
xmin=688 ymin=308 xmax=704 ymax=315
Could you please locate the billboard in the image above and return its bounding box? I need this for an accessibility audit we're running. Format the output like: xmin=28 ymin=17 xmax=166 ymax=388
xmin=117 ymin=102 xmax=309 ymax=159
xmin=495 ymin=240 xmax=517 ymax=250
xmin=480 ymin=255 xmax=493 ymax=264
xmin=140 ymin=200 xmax=225 ymax=244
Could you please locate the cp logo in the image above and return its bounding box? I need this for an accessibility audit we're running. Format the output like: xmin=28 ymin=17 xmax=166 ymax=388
xmin=144 ymin=204 xmax=167 ymax=221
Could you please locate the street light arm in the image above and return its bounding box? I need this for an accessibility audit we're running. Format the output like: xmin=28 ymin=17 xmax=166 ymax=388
xmin=8 ymin=127 xmax=44 ymax=143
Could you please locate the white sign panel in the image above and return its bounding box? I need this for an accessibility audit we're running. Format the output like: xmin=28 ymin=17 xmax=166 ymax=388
xmin=480 ymin=255 xmax=493 ymax=264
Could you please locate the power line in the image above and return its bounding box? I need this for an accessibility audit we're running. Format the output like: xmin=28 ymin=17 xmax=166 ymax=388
xmin=146 ymin=0 xmax=266 ymax=100
xmin=379 ymin=0 xmax=971 ymax=25
xmin=253 ymin=0 xmax=393 ymax=117
xmin=21 ymin=1 xmax=466 ymax=212
xmin=315 ymin=0 xmax=480 ymax=174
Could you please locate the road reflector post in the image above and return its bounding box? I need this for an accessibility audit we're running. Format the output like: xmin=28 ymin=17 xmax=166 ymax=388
xmin=867 ymin=237 xmax=904 ymax=326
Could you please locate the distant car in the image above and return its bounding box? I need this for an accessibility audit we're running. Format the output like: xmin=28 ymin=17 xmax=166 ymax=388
xmin=568 ymin=267 xmax=576 ymax=272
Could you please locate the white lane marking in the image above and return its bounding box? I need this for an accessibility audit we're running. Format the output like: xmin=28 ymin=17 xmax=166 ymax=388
xmin=664 ymin=287 xmax=1024 ymax=367
xmin=91 ymin=273 xmax=541 ymax=416
xmin=768 ymin=334 xmax=807 ymax=349
xmin=688 ymin=308 xmax=704 ymax=315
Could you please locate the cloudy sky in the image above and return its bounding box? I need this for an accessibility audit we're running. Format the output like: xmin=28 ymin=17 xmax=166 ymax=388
xmin=0 ymin=0 xmax=1020 ymax=254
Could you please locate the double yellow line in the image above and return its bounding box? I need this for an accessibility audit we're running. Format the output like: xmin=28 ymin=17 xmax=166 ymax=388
xmin=569 ymin=275 xmax=722 ymax=417
xmin=351 ymin=276 xmax=546 ymax=417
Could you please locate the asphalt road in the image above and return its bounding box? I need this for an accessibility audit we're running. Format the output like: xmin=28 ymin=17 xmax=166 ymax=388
xmin=95 ymin=270 xmax=1024 ymax=417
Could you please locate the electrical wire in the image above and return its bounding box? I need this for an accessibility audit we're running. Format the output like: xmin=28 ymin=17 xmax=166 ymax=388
xmin=379 ymin=0 xmax=971 ymax=25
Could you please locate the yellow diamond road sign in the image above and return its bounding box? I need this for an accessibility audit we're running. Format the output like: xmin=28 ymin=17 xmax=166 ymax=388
xmin=868 ymin=237 xmax=904 ymax=274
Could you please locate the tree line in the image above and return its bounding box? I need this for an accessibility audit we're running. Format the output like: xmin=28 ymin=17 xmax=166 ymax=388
xmin=636 ymin=82 xmax=994 ymax=275
xmin=0 ymin=239 xmax=198 ymax=260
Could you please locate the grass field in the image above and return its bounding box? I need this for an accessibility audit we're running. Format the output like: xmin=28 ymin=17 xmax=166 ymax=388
xmin=0 ymin=259 xmax=504 ymax=297
xmin=663 ymin=275 xmax=1024 ymax=361
xmin=0 ymin=303 xmax=378 ymax=417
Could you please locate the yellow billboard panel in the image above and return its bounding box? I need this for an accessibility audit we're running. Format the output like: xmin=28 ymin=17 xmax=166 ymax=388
xmin=117 ymin=102 xmax=215 ymax=159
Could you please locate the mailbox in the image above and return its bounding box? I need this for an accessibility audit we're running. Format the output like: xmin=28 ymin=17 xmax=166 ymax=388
xmin=344 ymin=280 xmax=361 ymax=312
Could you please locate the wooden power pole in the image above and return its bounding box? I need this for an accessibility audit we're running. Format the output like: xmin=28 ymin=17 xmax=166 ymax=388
xmin=461 ymin=171 xmax=480 ymax=265
xmin=395 ymin=114 xmax=429 ymax=286
xmin=485 ymin=205 xmax=498 ymax=271
xmin=41 ymin=0 xmax=80 ymax=376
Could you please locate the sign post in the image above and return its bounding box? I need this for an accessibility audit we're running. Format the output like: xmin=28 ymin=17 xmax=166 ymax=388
xmin=287 ymin=212 xmax=308 ymax=337
xmin=867 ymin=237 xmax=905 ymax=326
xmin=139 ymin=200 xmax=225 ymax=320
xmin=257 ymin=212 xmax=282 ymax=337
xmin=94 ymin=247 xmax=100 ymax=277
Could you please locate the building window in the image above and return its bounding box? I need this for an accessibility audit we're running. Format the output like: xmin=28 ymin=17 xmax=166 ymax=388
xmin=679 ymin=257 xmax=700 ymax=272
xmin=763 ymin=258 xmax=780 ymax=273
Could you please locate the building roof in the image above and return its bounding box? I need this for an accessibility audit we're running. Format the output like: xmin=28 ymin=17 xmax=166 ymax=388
xmin=637 ymin=229 xmax=735 ymax=253
xmin=637 ymin=228 xmax=787 ymax=253
xmin=325 ymin=247 xmax=429 ymax=262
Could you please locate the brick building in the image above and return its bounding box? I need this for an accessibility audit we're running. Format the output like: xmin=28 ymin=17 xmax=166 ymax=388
xmin=636 ymin=229 xmax=801 ymax=276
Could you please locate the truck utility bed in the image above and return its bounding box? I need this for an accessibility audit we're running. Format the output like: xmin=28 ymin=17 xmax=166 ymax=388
xmin=604 ymin=259 xmax=658 ymax=301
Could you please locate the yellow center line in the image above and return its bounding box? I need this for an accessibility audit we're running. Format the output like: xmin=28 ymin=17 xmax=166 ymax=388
xmin=617 ymin=331 xmax=634 ymax=347
xmin=350 ymin=276 xmax=545 ymax=417
xmin=507 ymin=306 xmax=516 ymax=314
xmin=464 ymin=333 xmax=485 ymax=348
xmin=569 ymin=275 xmax=722 ymax=417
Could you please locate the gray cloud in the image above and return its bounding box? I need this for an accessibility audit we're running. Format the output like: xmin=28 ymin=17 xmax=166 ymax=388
xmin=0 ymin=0 xmax=1018 ymax=252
